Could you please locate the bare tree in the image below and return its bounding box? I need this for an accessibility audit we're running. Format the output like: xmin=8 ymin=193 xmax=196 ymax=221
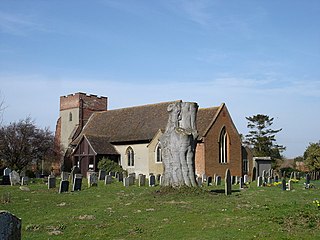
xmin=0 ymin=92 xmax=6 ymax=125
xmin=160 ymin=101 xmax=198 ymax=187
xmin=0 ymin=117 xmax=55 ymax=170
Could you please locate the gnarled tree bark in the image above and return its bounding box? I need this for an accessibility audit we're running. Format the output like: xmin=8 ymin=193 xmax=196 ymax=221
xmin=160 ymin=101 xmax=198 ymax=187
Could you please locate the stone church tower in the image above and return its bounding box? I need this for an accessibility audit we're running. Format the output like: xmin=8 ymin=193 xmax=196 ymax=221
xmin=55 ymin=92 xmax=108 ymax=171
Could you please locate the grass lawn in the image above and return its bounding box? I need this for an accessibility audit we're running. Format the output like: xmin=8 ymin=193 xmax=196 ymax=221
xmin=1 ymin=178 xmax=320 ymax=239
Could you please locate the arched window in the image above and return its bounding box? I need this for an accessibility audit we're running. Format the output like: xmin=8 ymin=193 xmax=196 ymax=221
xmin=69 ymin=112 xmax=72 ymax=121
xmin=219 ymin=127 xmax=228 ymax=164
xmin=156 ymin=143 xmax=162 ymax=163
xmin=126 ymin=147 xmax=134 ymax=166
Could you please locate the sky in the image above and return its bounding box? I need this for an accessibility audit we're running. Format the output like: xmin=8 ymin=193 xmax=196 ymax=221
xmin=0 ymin=0 xmax=319 ymax=159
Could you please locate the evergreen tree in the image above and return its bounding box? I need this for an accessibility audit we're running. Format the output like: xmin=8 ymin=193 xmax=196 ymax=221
xmin=303 ymin=141 xmax=320 ymax=171
xmin=244 ymin=114 xmax=285 ymax=160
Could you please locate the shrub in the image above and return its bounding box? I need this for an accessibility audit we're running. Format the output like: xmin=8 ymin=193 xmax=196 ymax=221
xmin=97 ymin=157 xmax=126 ymax=174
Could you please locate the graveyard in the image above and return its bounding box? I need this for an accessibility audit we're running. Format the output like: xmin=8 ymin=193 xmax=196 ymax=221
xmin=1 ymin=171 xmax=320 ymax=239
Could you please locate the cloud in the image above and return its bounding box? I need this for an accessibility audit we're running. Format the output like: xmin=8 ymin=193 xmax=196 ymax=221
xmin=0 ymin=11 xmax=47 ymax=36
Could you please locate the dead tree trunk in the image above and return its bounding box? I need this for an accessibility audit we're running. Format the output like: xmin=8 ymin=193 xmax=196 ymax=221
xmin=160 ymin=101 xmax=198 ymax=187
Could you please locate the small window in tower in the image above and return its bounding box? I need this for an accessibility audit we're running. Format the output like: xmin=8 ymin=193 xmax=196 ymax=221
xmin=69 ymin=112 xmax=72 ymax=121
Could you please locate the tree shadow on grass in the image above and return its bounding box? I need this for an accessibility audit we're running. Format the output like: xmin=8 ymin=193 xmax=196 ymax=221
xmin=209 ymin=189 xmax=241 ymax=194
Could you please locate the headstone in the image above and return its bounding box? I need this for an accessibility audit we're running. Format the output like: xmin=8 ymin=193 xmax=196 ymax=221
xmin=87 ymin=172 xmax=98 ymax=187
xmin=1 ymin=175 xmax=10 ymax=185
xmin=149 ymin=175 xmax=156 ymax=187
xmin=19 ymin=170 xmax=26 ymax=178
xmin=99 ymin=170 xmax=107 ymax=181
xmin=267 ymin=177 xmax=273 ymax=184
xmin=3 ymin=167 xmax=11 ymax=176
xmin=306 ymin=173 xmax=311 ymax=185
xmin=290 ymin=172 xmax=294 ymax=179
xmin=61 ymin=171 xmax=70 ymax=181
xmin=72 ymin=175 xmax=82 ymax=191
xmin=109 ymin=171 xmax=115 ymax=177
xmin=59 ymin=180 xmax=69 ymax=193
xmin=207 ymin=176 xmax=213 ymax=186
xmin=293 ymin=172 xmax=297 ymax=180
xmin=288 ymin=179 xmax=293 ymax=191
xmin=235 ymin=176 xmax=239 ymax=185
xmin=274 ymin=175 xmax=279 ymax=183
xmin=156 ymin=174 xmax=161 ymax=184
xmin=9 ymin=171 xmax=20 ymax=186
xmin=159 ymin=175 xmax=163 ymax=186
xmin=123 ymin=177 xmax=130 ymax=187
xmin=239 ymin=177 xmax=244 ymax=189
xmin=243 ymin=174 xmax=249 ymax=184
xmin=262 ymin=170 xmax=266 ymax=178
xmin=48 ymin=176 xmax=56 ymax=189
xmin=213 ymin=174 xmax=217 ymax=183
xmin=197 ymin=177 xmax=202 ymax=187
xmin=257 ymin=176 xmax=263 ymax=187
xmin=116 ymin=172 xmax=124 ymax=182
xmin=0 ymin=211 xmax=21 ymax=240
xmin=251 ymin=167 xmax=257 ymax=182
xmin=138 ymin=174 xmax=146 ymax=187
xmin=281 ymin=179 xmax=286 ymax=191
xmin=232 ymin=176 xmax=236 ymax=185
xmin=215 ymin=176 xmax=221 ymax=186
xmin=129 ymin=175 xmax=135 ymax=186
xmin=129 ymin=173 xmax=136 ymax=180
xmin=21 ymin=177 xmax=29 ymax=185
xmin=70 ymin=166 xmax=81 ymax=184
xmin=105 ymin=175 xmax=112 ymax=185
xmin=225 ymin=169 xmax=232 ymax=195
xmin=282 ymin=171 xmax=286 ymax=179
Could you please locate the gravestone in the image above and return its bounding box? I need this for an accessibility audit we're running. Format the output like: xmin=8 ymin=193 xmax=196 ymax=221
xmin=109 ymin=171 xmax=115 ymax=177
xmin=1 ymin=175 xmax=10 ymax=185
xmin=306 ymin=173 xmax=311 ymax=185
xmin=70 ymin=166 xmax=81 ymax=184
xmin=99 ymin=170 xmax=107 ymax=181
xmin=262 ymin=170 xmax=266 ymax=178
xmin=105 ymin=175 xmax=112 ymax=185
xmin=149 ymin=175 xmax=156 ymax=187
xmin=197 ymin=177 xmax=202 ymax=187
xmin=207 ymin=176 xmax=213 ymax=186
xmin=123 ymin=177 xmax=130 ymax=187
xmin=225 ymin=169 xmax=232 ymax=195
xmin=243 ymin=174 xmax=249 ymax=184
xmin=48 ymin=176 xmax=56 ymax=189
xmin=290 ymin=172 xmax=294 ymax=179
xmin=282 ymin=171 xmax=286 ymax=179
xmin=87 ymin=172 xmax=98 ymax=187
xmin=257 ymin=176 xmax=263 ymax=187
xmin=202 ymin=174 xmax=207 ymax=182
xmin=72 ymin=175 xmax=82 ymax=191
xmin=116 ymin=172 xmax=123 ymax=182
xmin=235 ymin=176 xmax=239 ymax=185
xmin=3 ymin=167 xmax=11 ymax=176
xmin=138 ymin=174 xmax=146 ymax=187
xmin=59 ymin=180 xmax=69 ymax=193
xmin=216 ymin=176 xmax=221 ymax=186
xmin=267 ymin=177 xmax=273 ymax=184
xmin=0 ymin=211 xmax=21 ymax=240
xmin=239 ymin=177 xmax=244 ymax=189
xmin=232 ymin=176 xmax=236 ymax=185
xmin=61 ymin=171 xmax=70 ymax=181
xmin=251 ymin=167 xmax=257 ymax=182
xmin=129 ymin=175 xmax=135 ymax=186
xmin=9 ymin=170 xmax=20 ymax=186
xmin=213 ymin=174 xmax=217 ymax=183
xmin=21 ymin=177 xmax=29 ymax=185
xmin=129 ymin=173 xmax=136 ymax=180
xmin=20 ymin=170 xmax=26 ymax=178
xmin=293 ymin=172 xmax=297 ymax=180
xmin=281 ymin=179 xmax=286 ymax=191
xmin=156 ymin=174 xmax=161 ymax=184
xmin=288 ymin=179 xmax=293 ymax=191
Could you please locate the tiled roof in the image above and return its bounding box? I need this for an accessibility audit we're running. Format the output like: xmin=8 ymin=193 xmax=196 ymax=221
xmin=85 ymin=135 xmax=119 ymax=155
xmin=73 ymin=101 xmax=221 ymax=145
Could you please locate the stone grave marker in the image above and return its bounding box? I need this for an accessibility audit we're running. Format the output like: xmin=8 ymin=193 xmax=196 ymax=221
xmin=213 ymin=174 xmax=217 ymax=183
xmin=306 ymin=173 xmax=311 ymax=185
xmin=243 ymin=174 xmax=249 ymax=184
xmin=215 ymin=176 xmax=221 ymax=186
xmin=207 ymin=176 xmax=212 ymax=186
xmin=288 ymin=179 xmax=293 ymax=191
xmin=149 ymin=175 xmax=156 ymax=187
xmin=3 ymin=167 xmax=11 ymax=176
xmin=231 ymin=176 xmax=236 ymax=185
xmin=239 ymin=177 xmax=244 ymax=189
xmin=251 ymin=166 xmax=257 ymax=182
xmin=123 ymin=177 xmax=130 ymax=187
xmin=197 ymin=177 xmax=202 ymax=187
xmin=138 ymin=174 xmax=146 ymax=187
xmin=290 ymin=172 xmax=294 ymax=179
xmin=73 ymin=175 xmax=82 ymax=191
xmin=109 ymin=171 xmax=115 ymax=177
xmin=105 ymin=175 xmax=112 ymax=185
xmin=70 ymin=166 xmax=81 ymax=184
xmin=156 ymin=174 xmax=161 ymax=184
xmin=0 ymin=211 xmax=21 ymax=240
xmin=20 ymin=170 xmax=26 ymax=178
xmin=267 ymin=177 xmax=273 ymax=184
xmin=274 ymin=175 xmax=279 ymax=183
xmin=257 ymin=176 xmax=263 ymax=187
xmin=281 ymin=179 xmax=286 ymax=191
xmin=48 ymin=175 xmax=56 ymax=189
xmin=225 ymin=169 xmax=232 ymax=195
xmin=21 ymin=177 xmax=29 ymax=185
xmin=87 ymin=172 xmax=98 ymax=187
xmin=116 ymin=172 xmax=124 ymax=182
xmin=61 ymin=171 xmax=70 ymax=181
xmin=9 ymin=170 xmax=20 ymax=186
xmin=128 ymin=175 xmax=135 ymax=186
xmin=59 ymin=180 xmax=69 ymax=193
xmin=99 ymin=170 xmax=107 ymax=181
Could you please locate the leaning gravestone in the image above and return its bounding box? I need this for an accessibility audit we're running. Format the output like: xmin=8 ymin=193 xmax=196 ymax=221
xmin=9 ymin=170 xmax=20 ymax=186
xmin=225 ymin=169 xmax=232 ymax=195
xmin=105 ymin=175 xmax=112 ymax=185
xmin=59 ymin=180 xmax=69 ymax=193
xmin=0 ymin=211 xmax=21 ymax=240
xmin=87 ymin=172 xmax=98 ymax=187
xmin=48 ymin=175 xmax=56 ymax=189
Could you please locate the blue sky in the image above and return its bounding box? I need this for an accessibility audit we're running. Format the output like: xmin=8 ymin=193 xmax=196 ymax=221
xmin=1 ymin=0 xmax=319 ymax=158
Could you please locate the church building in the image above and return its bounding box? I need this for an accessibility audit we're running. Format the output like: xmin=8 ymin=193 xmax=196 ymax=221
xmin=55 ymin=92 xmax=252 ymax=179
